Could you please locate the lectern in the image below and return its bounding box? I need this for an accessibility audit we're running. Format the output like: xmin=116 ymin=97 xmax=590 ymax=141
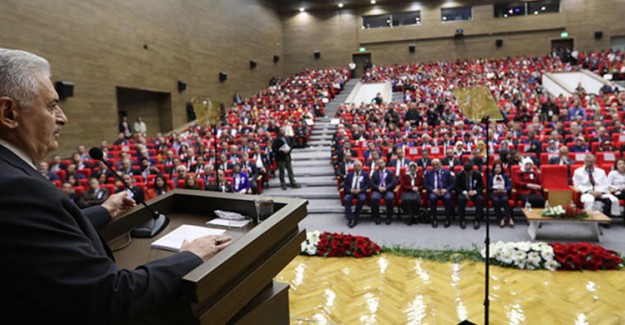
xmin=101 ymin=190 xmax=307 ymax=324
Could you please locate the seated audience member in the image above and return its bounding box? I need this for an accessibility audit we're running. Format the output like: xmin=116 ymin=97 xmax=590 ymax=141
xmin=369 ymin=158 xmax=397 ymax=225
xmin=116 ymin=173 xmax=145 ymax=202
xmin=544 ymin=140 xmax=560 ymax=154
xmin=440 ymin=149 xmax=462 ymax=170
xmin=515 ymin=158 xmax=545 ymax=208
xmin=71 ymin=152 xmax=90 ymax=170
xmin=570 ymin=137 xmax=589 ymax=153
xmin=389 ymin=147 xmax=411 ymax=176
xmin=343 ymin=160 xmax=369 ymax=228
xmin=489 ymin=163 xmax=514 ymax=228
xmin=607 ymin=159 xmax=625 ymax=219
xmin=335 ymin=151 xmax=354 ymax=182
xmin=598 ymin=140 xmax=616 ymax=152
xmin=468 ymin=147 xmax=485 ymax=171
xmin=424 ymin=159 xmax=454 ymax=228
xmin=252 ymin=144 xmax=271 ymax=182
xmin=365 ymin=150 xmax=381 ymax=177
xmin=239 ymin=152 xmax=260 ymax=194
xmin=198 ymin=165 xmax=215 ymax=186
xmin=455 ymin=163 xmax=484 ymax=230
xmin=146 ymin=175 xmax=171 ymax=200
xmin=573 ymin=154 xmax=619 ymax=218
xmin=39 ymin=161 xmax=60 ymax=181
xmin=400 ymin=162 xmax=424 ymax=225
xmin=65 ymin=163 xmax=86 ymax=181
xmin=216 ymin=153 xmax=233 ymax=172
xmin=415 ymin=150 xmax=432 ymax=169
xmin=183 ymin=174 xmax=202 ymax=190
xmin=48 ymin=154 xmax=67 ymax=172
xmin=207 ymin=169 xmax=233 ymax=193
xmin=61 ymin=182 xmax=80 ymax=204
xmin=78 ymin=178 xmax=110 ymax=208
xmin=172 ymin=165 xmax=188 ymax=188
xmin=231 ymin=162 xmax=250 ymax=194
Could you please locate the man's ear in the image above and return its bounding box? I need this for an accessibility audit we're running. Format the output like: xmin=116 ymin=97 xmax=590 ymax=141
xmin=0 ymin=97 xmax=19 ymax=128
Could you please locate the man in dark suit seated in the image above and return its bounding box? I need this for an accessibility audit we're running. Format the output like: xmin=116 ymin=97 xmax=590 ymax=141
xmin=388 ymin=147 xmax=411 ymax=177
xmin=78 ymin=177 xmax=110 ymax=208
xmin=0 ymin=48 xmax=231 ymax=323
xmin=455 ymin=163 xmax=484 ymax=229
xmin=335 ymin=151 xmax=354 ymax=184
xmin=424 ymin=159 xmax=454 ymax=228
xmin=369 ymin=158 xmax=397 ymax=225
xmin=343 ymin=160 xmax=369 ymax=228
xmin=440 ymin=149 xmax=462 ymax=170
xmin=38 ymin=161 xmax=60 ymax=181
xmin=415 ymin=149 xmax=432 ymax=169
xmin=548 ymin=146 xmax=574 ymax=184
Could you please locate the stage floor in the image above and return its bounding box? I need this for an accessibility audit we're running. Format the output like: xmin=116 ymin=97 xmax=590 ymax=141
xmin=276 ymin=254 xmax=625 ymax=324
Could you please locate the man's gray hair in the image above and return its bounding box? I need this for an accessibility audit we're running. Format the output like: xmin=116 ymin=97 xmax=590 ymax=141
xmin=0 ymin=48 xmax=51 ymax=109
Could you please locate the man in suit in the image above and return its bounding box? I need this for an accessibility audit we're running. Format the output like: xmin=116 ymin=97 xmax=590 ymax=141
xmin=272 ymin=127 xmax=300 ymax=190
xmin=343 ymin=160 xmax=369 ymax=228
xmin=369 ymin=158 xmax=397 ymax=225
xmin=389 ymin=147 xmax=411 ymax=177
xmin=252 ymin=144 xmax=271 ymax=187
xmin=440 ymin=149 xmax=462 ymax=170
xmin=424 ymin=158 xmax=454 ymax=228
xmin=0 ymin=48 xmax=231 ymax=323
xmin=454 ymin=163 xmax=484 ymax=229
xmin=78 ymin=177 xmax=110 ymax=208
xmin=231 ymin=162 xmax=250 ymax=194
xmin=335 ymin=151 xmax=354 ymax=183
xmin=548 ymin=146 xmax=574 ymax=184
xmin=415 ymin=150 xmax=432 ymax=170
xmin=240 ymin=152 xmax=260 ymax=194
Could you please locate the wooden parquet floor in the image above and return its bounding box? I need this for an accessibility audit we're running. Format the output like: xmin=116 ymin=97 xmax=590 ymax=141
xmin=276 ymin=254 xmax=625 ymax=325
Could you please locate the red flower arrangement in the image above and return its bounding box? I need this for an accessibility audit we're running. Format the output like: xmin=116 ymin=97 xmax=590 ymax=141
xmin=559 ymin=206 xmax=590 ymax=220
xmin=550 ymin=242 xmax=623 ymax=270
xmin=314 ymin=232 xmax=380 ymax=258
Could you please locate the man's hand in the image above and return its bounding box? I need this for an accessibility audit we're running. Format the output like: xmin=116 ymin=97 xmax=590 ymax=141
xmin=592 ymin=191 xmax=603 ymax=198
xmin=378 ymin=186 xmax=386 ymax=192
xmin=181 ymin=234 xmax=232 ymax=262
xmin=468 ymin=190 xmax=477 ymax=197
xmin=101 ymin=191 xmax=136 ymax=220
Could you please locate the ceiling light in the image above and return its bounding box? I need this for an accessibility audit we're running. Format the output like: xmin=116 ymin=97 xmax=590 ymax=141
xmin=299 ymin=7 xmax=305 ymax=12
xmin=370 ymin=0 xmax=376 ymax=4
xmin=338 ymin=3 xmax=344 ymax=8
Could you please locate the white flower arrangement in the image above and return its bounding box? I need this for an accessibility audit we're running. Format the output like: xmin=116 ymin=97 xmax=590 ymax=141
xmin=481 ymin=241 xmax=560 ymax=271
xmin=301 ymin=231 xmax=321 ymax=256
xmin=541 ymin=205 xmax=566 ymax=217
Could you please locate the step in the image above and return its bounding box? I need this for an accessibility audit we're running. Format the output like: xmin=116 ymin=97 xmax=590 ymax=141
xmin=306 ymin=199 xmax=344 ymax=214
xmin=291 ymin=151 xmax=332 ymax=160
xmin=290 ymin=160 xmax=332 ymax=168
xmin=292 ymin=147 xmax=331 ymax=154
xmin=262 ymin=186 xmax=340 ymax=200
xmin=270 ymin=168 xmax=334 ymax=177
xmin=276 ymin=175 xmax=338 ymax=187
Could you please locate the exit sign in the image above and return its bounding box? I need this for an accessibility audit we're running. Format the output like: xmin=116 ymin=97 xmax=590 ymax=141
xmin=560 ymin=32 xmax=569 ymax=38
xmin=359 ymin=47 xmax=366 ymax=52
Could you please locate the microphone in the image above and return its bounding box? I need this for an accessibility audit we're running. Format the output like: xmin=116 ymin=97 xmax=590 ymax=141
xmin=89 ymin=147 xmax=168 ymax=238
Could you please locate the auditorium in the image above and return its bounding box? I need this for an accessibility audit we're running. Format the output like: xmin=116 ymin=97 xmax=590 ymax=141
xmin=1 ymin=0 xmax=625 ymax=323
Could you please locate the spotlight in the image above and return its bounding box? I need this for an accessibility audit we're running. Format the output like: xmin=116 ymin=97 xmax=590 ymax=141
xmin=338 ymin=3 xmax=344 ymax=8
xmin=299 ymin=7 xmax=305 ymax=12
xmin=370 ymin=0 xmax=376 ymax=4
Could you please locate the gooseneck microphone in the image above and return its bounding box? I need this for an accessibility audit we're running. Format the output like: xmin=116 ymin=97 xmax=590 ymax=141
xmin=89 ymin=147 xmax=168 ymax=238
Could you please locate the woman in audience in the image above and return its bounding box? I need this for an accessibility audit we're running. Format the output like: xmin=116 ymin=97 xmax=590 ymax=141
xmin=183 ymin=174 xmax=202 ymax=190
xmin=146 ymin=175 xmax=171 ymax=200
xmin=514 ymin=157 xmax=545 ymax=208
xmin=66 ymin=174 xmax=80 ymax=187
xmin=489 ymin=163 xmax=514 ymax=228
xmin=607 ymin=159 xmax=625 ymax=219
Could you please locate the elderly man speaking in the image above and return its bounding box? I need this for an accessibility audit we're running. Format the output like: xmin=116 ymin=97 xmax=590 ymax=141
xmin=0 ymin=48 xmax=231 ymax=324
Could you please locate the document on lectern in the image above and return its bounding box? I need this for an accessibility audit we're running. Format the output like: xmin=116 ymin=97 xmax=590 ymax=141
xmin=150 ymin=225 xmax=225 ymax=252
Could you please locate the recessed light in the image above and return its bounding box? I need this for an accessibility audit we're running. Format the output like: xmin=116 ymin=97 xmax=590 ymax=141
xmin=338 ymin=3 xmax=344 ymax=8
xmin=370 ymin=0 xmax=376 ymax=4
xmin=299 ymin=7 xmax=305 ymax=12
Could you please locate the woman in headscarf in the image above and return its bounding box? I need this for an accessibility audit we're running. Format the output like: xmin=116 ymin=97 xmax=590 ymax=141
xmin=514 ymin=157 xmax=545 ymax=208
xmin=489 ymin=163 xmax=514 ymax=227
xmin=400 ymin=162 xmax=424 ymax=225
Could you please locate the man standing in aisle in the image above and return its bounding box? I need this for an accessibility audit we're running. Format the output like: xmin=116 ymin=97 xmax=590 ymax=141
xmin=272 ymin=126 xmax=300 ymax=190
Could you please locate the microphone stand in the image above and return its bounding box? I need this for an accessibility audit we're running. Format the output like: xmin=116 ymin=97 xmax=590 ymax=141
xmin=91 ymin=149 xmax=168 ymax=238
xmin=483 ymin=115 xmax=491 ymax=325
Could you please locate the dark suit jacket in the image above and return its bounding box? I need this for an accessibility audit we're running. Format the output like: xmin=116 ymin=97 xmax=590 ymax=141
xmin=455 ymin=170 xmax=484 ymax=194
xmin=369 ymin=168 xmax=398 ymax=192
xmin=415 ymin=158 xmax=432 ymax=169
xmin=440 ymin=157 xmax=462 ymax=168
xmin=423 ymin=168 xmax=455 ymax=193
xmin=0 ymin=146 xmax=202 ymax=324
xmin=343 ymin=170 xmax=370 ymax=194
xmin=272 ymin=137 xmax=292 ymax=162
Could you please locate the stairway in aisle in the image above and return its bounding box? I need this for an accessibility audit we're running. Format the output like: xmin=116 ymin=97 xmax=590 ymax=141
xmin=260 ymin=80 xmax=362 ymax=214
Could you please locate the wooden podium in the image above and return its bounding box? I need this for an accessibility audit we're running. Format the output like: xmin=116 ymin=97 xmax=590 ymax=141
xmin=101 ymin=190 xmax=307 ymax=324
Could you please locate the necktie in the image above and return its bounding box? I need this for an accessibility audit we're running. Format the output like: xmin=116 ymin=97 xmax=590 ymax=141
xmin=436 ymin=171 xmax=441 ymax=189
xmin=380 ymin=171 xmax=385 ymax=187
xmin=352 ymin=173 xmax=358 ymax=189
xmin=467 ymin=175 xmax=472 ymax=191
xmin=588 ymin=168 xmax=595 ymax=190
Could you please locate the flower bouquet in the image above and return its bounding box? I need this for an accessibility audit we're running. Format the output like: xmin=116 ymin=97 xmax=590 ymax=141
xmin=482 ymin=241 xmax=560 ymax=270
xmin=301 ymin=231 xmax=381 ymax=258
xmin=551 ymin=242 xmax=623 ymax=270
xmin=541 ymin=205 xmax=589 ymax=219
